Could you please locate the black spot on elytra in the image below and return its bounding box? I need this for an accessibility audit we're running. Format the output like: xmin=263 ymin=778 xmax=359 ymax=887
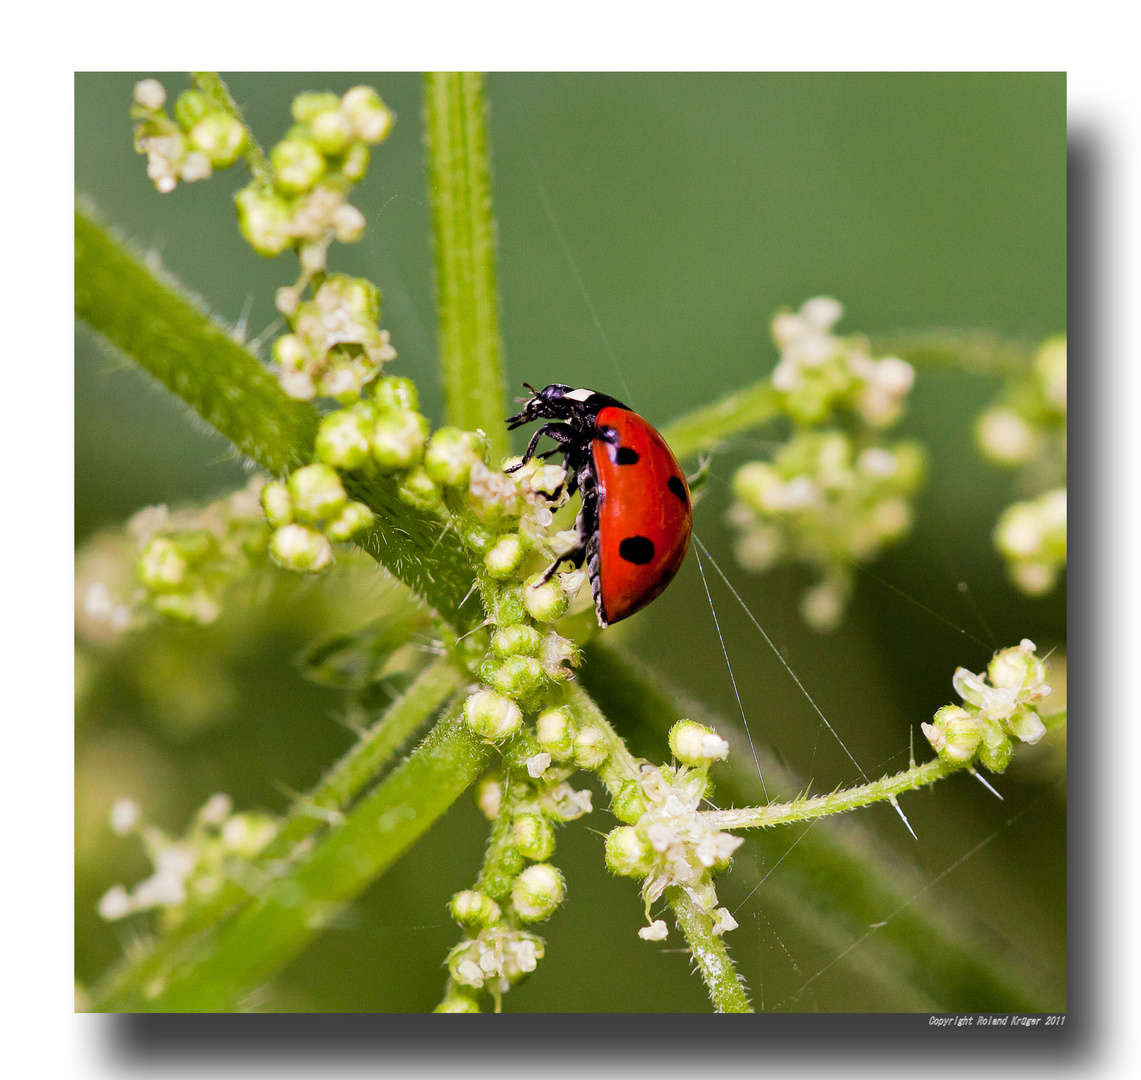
xmin=616 ymin=446 xmax=640 ymax=465
xmin=619 ymin=536 xmax=655 ymax=565
xmin=667 ymin=475 xmax=687 ymax=501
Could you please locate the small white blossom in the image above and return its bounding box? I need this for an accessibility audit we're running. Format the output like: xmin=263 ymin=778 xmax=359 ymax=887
xmin=133 ymin=79 xmax=166 ymax=110
xmin=109 ymin=797 xmax=141 ymax=836
xmin=526 ymin=753 xmax=552 ymax=779
xmin=98 ymin=885 xmax=133 ymax=921
xmin=638 ymin=920 xmax=669 ymax=942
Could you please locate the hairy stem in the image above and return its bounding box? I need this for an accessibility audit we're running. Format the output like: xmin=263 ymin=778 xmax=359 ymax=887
xmin=74 ymin=208 xmax=481 ymax=630
xmin=425 ymin=72 xmax=509 ymax=462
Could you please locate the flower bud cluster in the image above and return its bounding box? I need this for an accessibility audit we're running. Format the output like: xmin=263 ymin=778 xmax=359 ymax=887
xmin=604 ymin=756 xmax=742 ymax=942
xmin=260 ymin=464 xmax=374 ymax=574
xmin=128 ymin=476 xmax=272 ymax=625
xmin=728 ymin=430 xmax=925 ymax=630
xmin=98 ymin=792 xmax=277 ymax=927
xmin=272 ymin=274 xmax=397 ymax=402
xmin=994 ymin=488 xmax=1067 ymax=596
xmin=770 ymin=297 xmax=916 ymax=427
xmin=921 ymin=639 xmax=1051 ymax=772
xmin=132 ymin=79 xmax=249 ymax=193
xmin=445 ymin=926 xmax=546 ymax=1002
xmin=975 ymin=336 xmax=1067 ymax=467
xmin=234 ymin=86 xmax=392 ymax=262
xmin=974 ymin=335 xmax=1067 ymax=596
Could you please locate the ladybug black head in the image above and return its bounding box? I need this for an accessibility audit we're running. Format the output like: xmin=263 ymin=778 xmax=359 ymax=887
xmin=506 ymin=384 xmax=628 ymax=429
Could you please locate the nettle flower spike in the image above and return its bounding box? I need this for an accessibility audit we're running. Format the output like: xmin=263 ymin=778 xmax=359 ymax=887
xmin=922 ymin=640 xmax=1050 ymax=771
xmin=769 ymin=297 xmax=916 ymax=427
xmin=728 ymin=429 xmax=925 ymax=631
xmin=132 ymin=79 xmax=248 ymax=193
xmin=98 ymin=792 xmax=277 ymax=925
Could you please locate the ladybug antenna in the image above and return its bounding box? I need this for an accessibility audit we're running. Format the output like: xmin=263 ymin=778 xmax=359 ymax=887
xmin=515 ymin=382 xmax=539 ymax=404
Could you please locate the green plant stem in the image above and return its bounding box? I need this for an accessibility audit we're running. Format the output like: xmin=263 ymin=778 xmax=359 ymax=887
xmin=565 ymin=684 xmax=754 ymax=1013
xmin=665 ymin=887 xmax=752 ymax=1013
xmin=125 ymin=700 xmax=490 ymax=1011
xmin=659 ymin=330 xmax=1036 ymax=460
xmin=90 ymin=657 xmax=466 ymax=1011
xmin=190 ymin=72 xmax=273 ymax=188
xmin=75 ymin=208 xmax=481 ymax=630
xmin=702 ymin=758 xmax=954 ymax=830
xmin=425 ymin=72 xmax=508 ymax=462
xmin=660 ymin=382 xmax=781 ymax=460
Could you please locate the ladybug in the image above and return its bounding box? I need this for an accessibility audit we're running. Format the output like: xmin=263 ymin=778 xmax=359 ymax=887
xmin=506 ymin=384 xmax=693 ymax=627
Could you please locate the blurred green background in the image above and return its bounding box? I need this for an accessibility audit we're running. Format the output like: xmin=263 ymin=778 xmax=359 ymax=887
xmin=75 ymin=72 xmax=1066 ymax=1012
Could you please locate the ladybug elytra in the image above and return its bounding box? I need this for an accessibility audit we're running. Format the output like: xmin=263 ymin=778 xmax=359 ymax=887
xmin=506 ymin=384 xmax=693 ymax=627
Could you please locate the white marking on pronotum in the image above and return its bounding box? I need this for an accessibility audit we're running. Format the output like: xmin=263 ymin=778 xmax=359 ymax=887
xmin=564 ymin=387 xmax=596 ymax=402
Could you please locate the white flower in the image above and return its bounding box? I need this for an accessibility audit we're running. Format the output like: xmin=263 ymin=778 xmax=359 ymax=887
xmin=526 ymin=753 xmax=551 ymax=779
xmin=109 ymin=797 xmax=141 ymax=836
xmin=98 ymin=885 xmax=133 ymax=921
xmin=638 ymin=920 xmax=669 ymax=941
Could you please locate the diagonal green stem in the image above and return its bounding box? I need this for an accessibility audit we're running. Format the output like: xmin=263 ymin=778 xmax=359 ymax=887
xmin=425 ymin=72 xmax=509 ymax=463
xmin=74 ymin=208 xmax=482 ymax=630
xmin=122 ymin=699 xmax=490 ymax=1011
xmin=190 ymin=71 xmax=273 ymax=187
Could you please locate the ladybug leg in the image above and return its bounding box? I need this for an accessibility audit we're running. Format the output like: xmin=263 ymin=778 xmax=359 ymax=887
xmin=504 ymin=423 xmax=575 ymax=472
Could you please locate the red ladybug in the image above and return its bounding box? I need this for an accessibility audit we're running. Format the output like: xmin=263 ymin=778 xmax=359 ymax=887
xmin=506 ymin=384 xmax=693 ymax=626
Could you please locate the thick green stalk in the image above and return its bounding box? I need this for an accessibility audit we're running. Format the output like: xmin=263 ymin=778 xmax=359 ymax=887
xmin=126 ymin=700 xmax=490 ymax=1011
xmin=91 ymin=658 xmax=466 ymax=1010
xmin=660 ymin=382 xmax=781 ymax=461
xmin=425 ymin=72 xmax=509 ymax=462
xmin=74 ymin=208 xmax=481 ymax=630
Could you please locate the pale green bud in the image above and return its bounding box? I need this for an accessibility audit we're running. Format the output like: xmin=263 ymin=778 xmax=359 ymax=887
xmin=153 ymin=587 xmax=221 ymax=624
xmin=475 ymin=776 xmax=503 ymax=820
xmin=1007 ymin=708 xmax=1047 ymax=745
xmin=372 ymin=411 xmax=429 ymax=471
xmin=319 ymin=273 xmax=380 ymax=321
xmin=221 ymin=813 xmax=277 ymax=857
xmin=325 ymin=501 xmax=374 ymax=542
xmin=535 ymin=706 xmax=574 ymax=760
xmin=572 ymin=725 xmax=609 ymax=770
xmin=272 ymin=137 xmax=325 ymax=195
xmin=485 ymin=534 xmax=527 ymax=579
xmin=604 ymin=825 xmax=654 ymax=877
xmin=371 ymin=375 xmax=419 ymax=413
xmin=435 ymin=996 xmax=481 ymax=1014
xmin=269 ymin=523 xmax=333 ymax=572
xmin=260 ymin=481 xmax=293 ymax=528
xmin=235 ymin=187 xmax=292 ymax=257
xmin=341 ymin=86 xmax=393 ymax=143
xmin=922 ymin=705 xmax=982 ymax=765
xmin=609 ymin=781 xmax=648 ymax=824
xmin=449 ymin=889 xmax=502 ymax=931
xmin=188 ymin=114 xmax=246 ymax=168
xmin=310 ymin=108 xmax=354 ymax=156
xmin=272 ymin=333 xmax=307 ymax=371
xmin=397 ymin=466 xmax=444 ymax=513
xmin=138 ymin=537 xmax=188 ymax=591
xmin=988 ymin=643 xmax=1046 ymax=694
xmin=315 ymin=410 xmax=373 ymax=470
xmin=494 ymin=585 xmax=528 ymax=627
xmin=513 ymin=814 xmax=555 ymax=862
xmin=977 ymin=719 xmax=1013 ymax=773
xmin=288 ymin=464 xmax=347 ymax=524
xmin=290 ymin=91 xmax=340 ymax=124
xmin=134 ymin=78 xmax=166 ymax=111
xmin=491 ymin=625 xmax=541 ymax=660
xmin=173 ymin=90 xmax=209 ymax=130
xmin=524 ymin=578 xmax=568 ymax=623
xmin=733 ymin=461 xmax=783 ymax=511
xmin=341 ymin=142 xmax=370 ymax=181
xmin=511 ymin=863 xmax=565 ymax=922
xmin=489 ymin=656 xmax=546 ymax=700
xmin=669 ymin=720 xmax=730 ymax=767
xmin=424 ymin=427 xmax=481 ymax=488
xmin=463 ymin=689 xmax=523 ymax=742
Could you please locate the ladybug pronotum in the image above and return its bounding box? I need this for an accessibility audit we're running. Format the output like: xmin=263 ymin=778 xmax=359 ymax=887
xmin=506 ymin=384 xmax=693 ymax=627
